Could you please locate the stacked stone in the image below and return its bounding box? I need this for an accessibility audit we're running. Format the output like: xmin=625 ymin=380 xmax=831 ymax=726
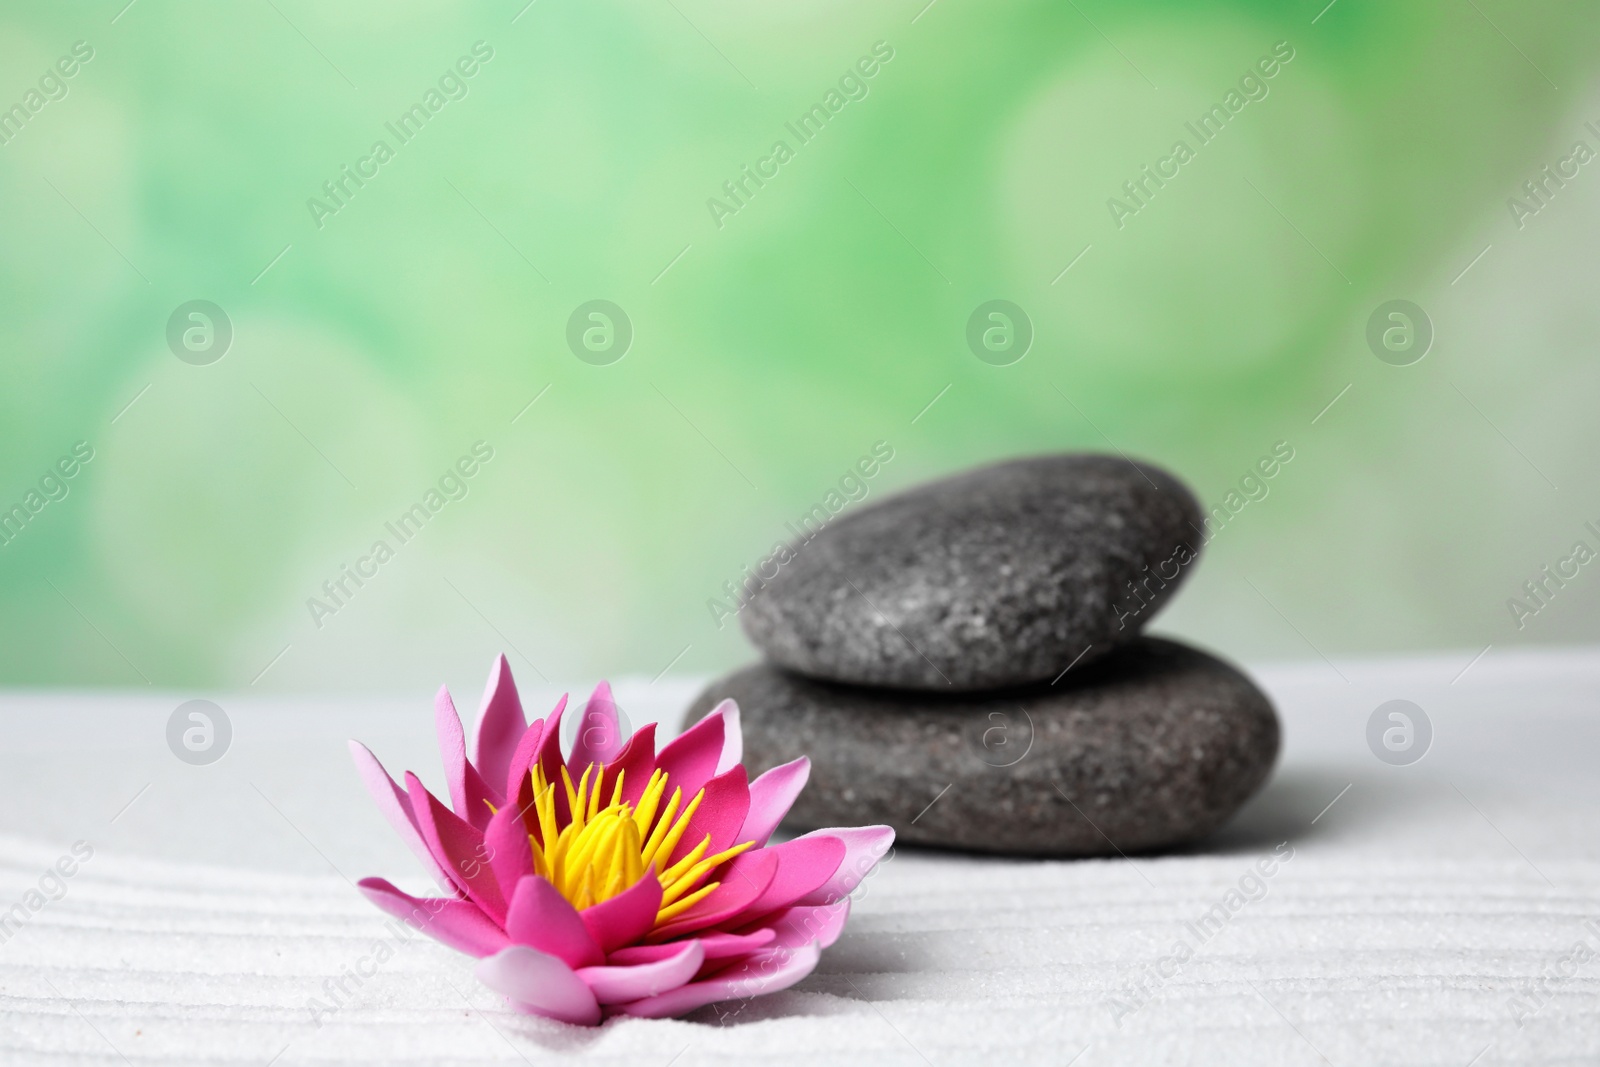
xmin=688 ymin=454 xmax=1279 ymax=856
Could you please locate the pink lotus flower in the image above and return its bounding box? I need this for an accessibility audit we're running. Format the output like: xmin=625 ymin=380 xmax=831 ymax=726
xmin=349 ymin=655 xmax=893 ymax=1024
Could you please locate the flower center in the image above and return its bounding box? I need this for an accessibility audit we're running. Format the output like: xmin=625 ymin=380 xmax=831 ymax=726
xmin=524 ymin=763 xmax=752 ymax=927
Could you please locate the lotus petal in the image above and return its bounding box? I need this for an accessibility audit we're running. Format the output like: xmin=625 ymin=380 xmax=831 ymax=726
xmin=476 ymin=945 xmax=600 ymax=1026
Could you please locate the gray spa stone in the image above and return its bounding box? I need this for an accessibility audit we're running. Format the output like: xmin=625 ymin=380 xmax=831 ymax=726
xmin=739 ymin=453 xmax=1203 ymax=691
xmin=688 ymin=638 xmax=1278 ymax=856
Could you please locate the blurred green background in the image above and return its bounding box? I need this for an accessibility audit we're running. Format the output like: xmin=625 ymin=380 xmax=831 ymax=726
xmin=3 ymin=0 xmax=1600 ymax=693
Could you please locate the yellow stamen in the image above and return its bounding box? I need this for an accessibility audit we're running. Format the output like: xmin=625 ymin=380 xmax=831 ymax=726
xmin=640 ymin=786 xmax=683 ymax=865
xmin=587 ymin=767 xmax=604 ymax=821
xmin=658 ymin=834 xmax=712 ymax=888
xmin=558 ymin=766 xmax=580 ymax=829
xmin=517 ymin=759 xmax=749 ymax=931
xmin=661 ymin=839 xmax=755 ymax=906
xmin=644 ymin=788 xmax=705 ymax=871
xmin=655 ymin=880 xmax=720 ymax=923
xmin=527 ymin=835 xmax=550 ymax=881
xmin=603 ymin=824 xmax=643 ymax=899
xmin=632 ymin=770 xmax=668 ymax=840
xmin=535 ymin=783 xmax=559 ymax=854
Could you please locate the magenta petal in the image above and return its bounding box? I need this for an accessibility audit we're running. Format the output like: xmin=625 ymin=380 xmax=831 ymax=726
xmin=648 ymin=848 xmax=779 ymax=942
xmin=664 ymin=765 xmax=749 ymax=868
xmin=764 ymin=900 xmax=851 ymax=950
xmin=707 ymin=699 xmax=742 ymax=775
xmin=577 ymin=941 xmax=703 ymax=1005
xmin=614 ymin=942 xmax=821 ymax=1019
xmin=653 ymin=709 xmax=726 ymax=804
xmin=474 ymin=655 xmax=526 ymax=793
xmin=435 ymin=685 xmax=500 ymax=829
xmin=358 ymin=877 xmax=507 ymax=958
xmin=579 ymin=872 xmax=663 ymax=954
xmin=483 ymin=800 xmax=535 ymax=904
xmin=794 ymin=826 xmax=895 ymax=906
xmin=475 ymin=945 xmax=601 ymax=1026
xmin=568 ymin=681 xmax=627 ymax=773
xmin=610 ymin=934 xmax=778 ymax=970
xmin=348 ymin=741 xmax=453 ymax=891
xmin=532 ymin=694 xmax=568 ymax=772
xmin=406 ymin=773 xmax=508 ymax=924
xmin=605 ymin=928 xmax=771 ymax=967
xmin=696 ymin=928 xmax=777 ymax=961
xmin=505 ymin=876 xmax=603 ymax=968
xmin=603 ymin=722 xmax=658 ymax=806
xmin=740 ymin=757 xmax=811 ymax=847
xmin=722 ymin=834 xmax=845 ymax=926
xmin=533 ymin=695 xmax=573 ymax=822
xmin=502 ymin=716 xmax=547 ymax=803
xmin=605 ymin=941 xmax=688 ymax=966
xmin=435 ymin=685 xmax=470 ymax=806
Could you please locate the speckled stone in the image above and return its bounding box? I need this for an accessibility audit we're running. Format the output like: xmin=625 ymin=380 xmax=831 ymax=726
xmin=739 ymin=453 xmax=1203 ymax=691
xmin=687 ymin=638 xmax=1278 ymax=856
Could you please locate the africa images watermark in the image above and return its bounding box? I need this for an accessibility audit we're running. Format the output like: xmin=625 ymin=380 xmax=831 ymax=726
xmin=306 ymin=41 xmax=495 ymax=229
xmin=707 ymin=440 xmax=895 ymax=629
xmin=1194 ymin=440 xmax=1295 ymax=543
xmin=1111 ymin=440 xmax=1295 ymax=631
xmin=1504 ymin=518 xmax=1600 ymax=631
xmin=1105 ymin=841 xmax=1296 ymax=1026
xmin=1106 ymin=40 xmax=1296 ymax=229
xmin=306 ymin=441 xmax=495 ymax=628
xmin=0 ymin=440 xmax=95 ymax=550
xmin=305 ymin=898 xmax=450 ymax=1028
xmin=1506 ymin=118 xmax=1600 ymax=230
xmin=705 ymin=40 xmax=896 ymax=230
xmin=704 ymin=845 xmax=895 ymax=1027
xmin=1507 ymin=917 xmax=1600 ymax=1029
xmin=0 ymin=40 xmax=95 ymax=147
xmin=0 ymin=840 xmax=95 ymax=946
